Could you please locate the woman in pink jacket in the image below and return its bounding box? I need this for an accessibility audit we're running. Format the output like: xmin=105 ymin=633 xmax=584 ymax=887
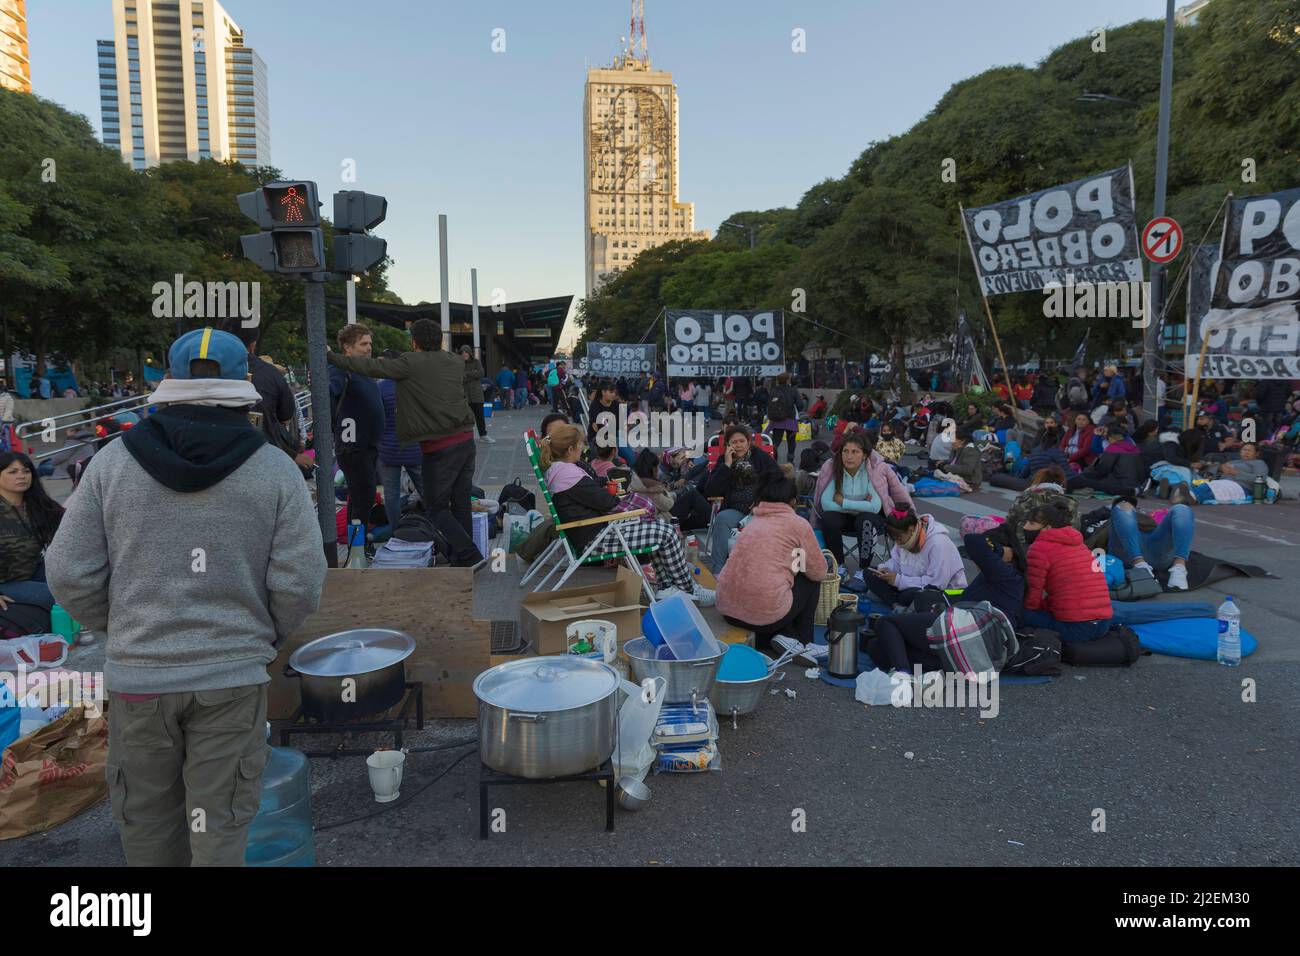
xmin=716 ymin=473 xmax=829 ymax=649
xmin=812 ymin=430 xmax=913 ymax=563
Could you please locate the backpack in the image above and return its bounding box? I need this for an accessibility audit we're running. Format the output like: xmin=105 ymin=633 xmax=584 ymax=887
xmin=1005 ymin=626 xmax=1063 ymax=676
xmin=926 ymin=602 xmax=1019 ymax=675
xmin=1067 ymin=379 xmax=1088 ymax=406
xmin=1060 ymin=624 xmax=1142 ymax=667
xmin=767 ymin=386 xmax=796 ymax=423
xmin=499 ymin=478 xmax=536 ymax=513
xmin=392 ymin=511 xmax=438 ymax=543
xmin=0 ymin=602 xmax=52 ymax=640
xmin=798 ymin=440 xmax=831 ymax=473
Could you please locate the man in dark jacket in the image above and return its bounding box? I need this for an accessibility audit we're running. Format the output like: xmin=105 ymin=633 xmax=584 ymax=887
xmin=459 ymin=345 xmax=493 ymax=444
xmin=328 ymin=319 xmax=477 ymax=541
xmin=1067 ymin=424 xmax=1148 ymax=496
xmin=329 ymin=324 xmax=385 ymax=531
xmin=1253 ymin=379 xmax=1290 ymax=437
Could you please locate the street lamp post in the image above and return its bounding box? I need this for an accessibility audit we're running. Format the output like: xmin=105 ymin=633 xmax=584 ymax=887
xmin=718 ymin=220 xmax=757 ymax=251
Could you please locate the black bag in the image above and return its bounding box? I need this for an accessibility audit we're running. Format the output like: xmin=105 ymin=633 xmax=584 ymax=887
xmin=499 ymin=478 xmax=536 ymax=513
xmin=1060 ymin=624 xmax=1143 ymax=667
xmin=1260 ymin=443 xmax=1285 ymax=480
xmin=432 ymin=511 xmax=484 ymax=567
xmin=0 ymin=602 xmax=52 ymax=640
xmin=767 ymin=386 xmax=796 ymax=423
xmin=1006 ymin=626 xmax=1063 ymax=676
xmin=392 ymin=511 xmax=438 ymax=543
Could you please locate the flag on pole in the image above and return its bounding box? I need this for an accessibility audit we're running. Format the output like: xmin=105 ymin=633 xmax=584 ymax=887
xmin=1071 ymin=328 xmax=1091 ymax=370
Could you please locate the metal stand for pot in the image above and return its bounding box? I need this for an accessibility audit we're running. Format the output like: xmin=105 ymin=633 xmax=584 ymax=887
xmin=478 ymin=760 xmax=616 ymax=840
xmin=279 ymin=681 xmax=425 ymax=758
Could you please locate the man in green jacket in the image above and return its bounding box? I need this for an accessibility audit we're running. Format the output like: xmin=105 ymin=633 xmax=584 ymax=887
xmin=328 ymin=319 xmax=477 ymax=540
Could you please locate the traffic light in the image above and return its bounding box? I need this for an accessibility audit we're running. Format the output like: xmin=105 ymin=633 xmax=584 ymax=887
xmin=332 ymin=190 xmax=388 ymax=274
xmin=238 ymin=181 xmax=326 ymax=274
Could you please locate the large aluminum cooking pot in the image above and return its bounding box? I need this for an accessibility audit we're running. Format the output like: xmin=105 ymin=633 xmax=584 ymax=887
xmin=474 ymin=656 xmax=619 ymax=779
xmin=287 ymin=629 xmax=416 ymax=722
xmin=622 ymin=637 xmax=723 ymax=706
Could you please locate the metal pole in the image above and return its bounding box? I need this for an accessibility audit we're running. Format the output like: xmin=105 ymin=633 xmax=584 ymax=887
xmin=439 ymin=214 xmax=451 ymax=351
xmin=304 ymin=280 xmax=338 ymax=568
xmin=1143 ymin=0 xmax=1176 ymax=421
xmin=471 ymin=268 xmax=481 ymax=361
xmin=346 ymin=276 xmax=357 ymax=325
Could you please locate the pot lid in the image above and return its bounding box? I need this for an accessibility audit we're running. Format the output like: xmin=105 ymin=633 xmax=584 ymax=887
xmin=289 ymin=629 xmax=416 ymax=677
xmin=474 ymin=656 xmax=619 ymax=712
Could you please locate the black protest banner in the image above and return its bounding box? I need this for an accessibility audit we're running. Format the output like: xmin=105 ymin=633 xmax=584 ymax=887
xmin=586 ymin=342 xmax=657 ymax=375
xmin=664 ymin=309 xmax=785 ymax=377
xmin=962 ymin=165 xmax=1143 ymax=296
xmin=1188 ymin=243 xmax=1300 ymax=380
xmin=1211 ymin=187 xmax=1300 ymax=311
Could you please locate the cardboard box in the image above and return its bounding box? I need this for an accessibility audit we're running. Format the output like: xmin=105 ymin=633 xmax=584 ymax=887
xmin=519 ymin=566 xmax=649 ymax=657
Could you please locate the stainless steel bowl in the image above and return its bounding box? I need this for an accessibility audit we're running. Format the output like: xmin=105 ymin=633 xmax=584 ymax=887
xmin=622 ymin=637 xmax=723 ymax=705
xmin=712 ymin=671 xmax=772 ymax=723
xmin=617 ymin=776 xmax=651 ymax=811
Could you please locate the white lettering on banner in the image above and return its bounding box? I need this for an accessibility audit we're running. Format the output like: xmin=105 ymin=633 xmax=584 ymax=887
xmin=666 ymin=310 xmax=784 ymax=376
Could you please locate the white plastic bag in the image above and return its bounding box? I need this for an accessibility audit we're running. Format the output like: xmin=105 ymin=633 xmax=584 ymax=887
xmin=854 ymin=668 xmax=912 ymax=707
xmin=0 ymin=635 xmax=68 ymax=670
xmin=612 ymin=677 xmax=666 ymax=784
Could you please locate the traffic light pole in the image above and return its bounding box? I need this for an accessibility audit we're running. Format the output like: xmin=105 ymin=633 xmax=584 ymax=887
xmin=1143 ymin=0 xmax=1176 ymax=422
xmin=304 ymin=279 xmax=338 ymax=568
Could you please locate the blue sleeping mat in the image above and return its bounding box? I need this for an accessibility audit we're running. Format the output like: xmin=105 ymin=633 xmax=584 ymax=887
xmin=1131 ymin=618 xmax=1258 ymax=660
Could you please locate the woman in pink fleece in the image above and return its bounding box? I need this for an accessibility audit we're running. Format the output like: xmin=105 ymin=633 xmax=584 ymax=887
xmin=716 ymin=472 xmax=829 ymax=649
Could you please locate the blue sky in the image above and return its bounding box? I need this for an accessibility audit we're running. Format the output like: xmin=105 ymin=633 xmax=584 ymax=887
xmin=29 ymin=0 xmax=1171 ymax=345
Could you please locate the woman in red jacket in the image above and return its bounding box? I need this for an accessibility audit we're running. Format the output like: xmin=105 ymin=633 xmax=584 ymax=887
xmin=1059 ymin=411 xmax=1098 ymax=474
xmin=1022 ymin=500 xmax=1113 ymax=643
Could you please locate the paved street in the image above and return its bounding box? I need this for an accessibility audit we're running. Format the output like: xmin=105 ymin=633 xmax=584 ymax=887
xmin=2 ymin=403 xmax=1296 ymax=867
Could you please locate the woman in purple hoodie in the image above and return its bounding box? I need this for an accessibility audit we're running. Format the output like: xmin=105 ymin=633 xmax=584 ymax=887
xmin=1065 ymin=424 xmax=1149 ymax=497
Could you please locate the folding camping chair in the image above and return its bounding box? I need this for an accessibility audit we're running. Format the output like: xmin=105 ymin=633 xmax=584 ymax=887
xmin=516 ymin=430 xmax=657 ymax=602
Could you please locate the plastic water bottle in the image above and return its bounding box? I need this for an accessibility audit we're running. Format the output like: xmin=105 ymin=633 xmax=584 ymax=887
xmin=1217 ymin=596 xmax=1241 ymax=667
xmin=246 ymin=725 xmax=315 ymax=867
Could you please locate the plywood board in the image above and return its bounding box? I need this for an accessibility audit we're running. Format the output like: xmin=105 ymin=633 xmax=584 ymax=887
xmin=270 ymin=568 xmax=490 ymax=720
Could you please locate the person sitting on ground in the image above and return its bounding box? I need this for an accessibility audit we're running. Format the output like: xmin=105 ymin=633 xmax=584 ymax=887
xmin=1067 ymin=424 xmax=1148 ymax=497
xmin=1107 ymin=496 xmax=1193 ymax=592
xmin=990 ymin=402 xmax=1017 ymax=436
xmin=1100 ymin=399 xmax=1136 ymax=435
xmin=808 ymin=394 xmax=828 ymax=422
xmin=874 ymin=422 xmax=906 ymax=467
xmin=589 ymin=442 xmax=620 ymax=479
xmin=1060 ymin=411 xmax=1099 ymax=473
xmin=1019 ymin=425 xmax=1069 ymax=478
xmin=0 ymin=452 xmax=65 ymax=612
xmin=1022 ymin=500 xmax=1114 ymax=642
xmin=539 ymin=412 xmax=570 ymax=439
xmin=540 ymin=424 xmax=713 ymax=605
xmin=941 ymin=427 xmax=983 ymax=491
xmin=928 ymin=418 xmax=955 ymax=471
xmin=703 ymin=423 xmax=780 ymax=574
xmin=959 ymin=402 xmax=984 ymax=433
xmin=587 ymin=381 xmax=622 ymax=446
xmin=1215 ymin=441 xmax=1270 ymax=494
xmin=716 ymin=473 xmax=829 ymax=650
xmin=1190 ymin=411 xmax=1233 ymax=464
xmin=866 ymin=506 xmax=966 ymax=609
xmin=630 ymin=449 xmax=712 ymax=532
xmin=1002 ymin=464 xmax=1079 ymax=572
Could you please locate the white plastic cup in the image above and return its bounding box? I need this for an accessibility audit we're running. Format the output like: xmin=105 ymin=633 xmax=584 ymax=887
xmin=366 ymin=750 xmax=405 ymax=803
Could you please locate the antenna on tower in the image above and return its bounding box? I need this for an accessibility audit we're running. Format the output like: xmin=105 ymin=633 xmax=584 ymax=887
xmin=629 ymin=0 xmax=648 ymax=66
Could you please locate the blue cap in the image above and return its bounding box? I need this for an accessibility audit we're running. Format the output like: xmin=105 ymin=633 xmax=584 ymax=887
xmin=168 ymin=328 xmax=249 ymax=380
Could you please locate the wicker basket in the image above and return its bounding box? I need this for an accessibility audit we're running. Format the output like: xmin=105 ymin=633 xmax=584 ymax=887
xmin=814 ymin=549 xmax=840 ymax=626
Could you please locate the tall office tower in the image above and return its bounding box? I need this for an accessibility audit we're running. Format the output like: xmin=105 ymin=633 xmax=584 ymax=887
xmin=0 ymin=0 xmax=30 ymax=94
xmin=98 ymin=0 xmax=269 ymax=170
xmin=583 ymin=0 xmax=708 ymax=296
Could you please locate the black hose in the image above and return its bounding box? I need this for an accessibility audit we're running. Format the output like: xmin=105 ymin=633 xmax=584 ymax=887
xmin=313 ymin=743 xmax=478 ymax=832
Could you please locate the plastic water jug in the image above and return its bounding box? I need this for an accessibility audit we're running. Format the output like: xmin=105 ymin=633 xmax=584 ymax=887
xmin=245 ymin=734 xmax=316 ymax=867
xmin=50 ymin=604 xmax=81 ymax=645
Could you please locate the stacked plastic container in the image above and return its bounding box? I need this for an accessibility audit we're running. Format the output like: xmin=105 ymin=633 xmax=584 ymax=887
xmin=643 ymin=594 xmax=723 ymax=773
xmin=245 ymin=734 xmax=315 ymax=867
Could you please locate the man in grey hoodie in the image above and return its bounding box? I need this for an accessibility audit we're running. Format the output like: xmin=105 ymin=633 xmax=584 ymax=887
xmin=45 ymin=327 xmax=327 ymax=866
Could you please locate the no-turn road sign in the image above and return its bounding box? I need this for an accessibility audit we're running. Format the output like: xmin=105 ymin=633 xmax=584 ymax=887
xmin=1142 ymin=216 xmax=1183 ymax=264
